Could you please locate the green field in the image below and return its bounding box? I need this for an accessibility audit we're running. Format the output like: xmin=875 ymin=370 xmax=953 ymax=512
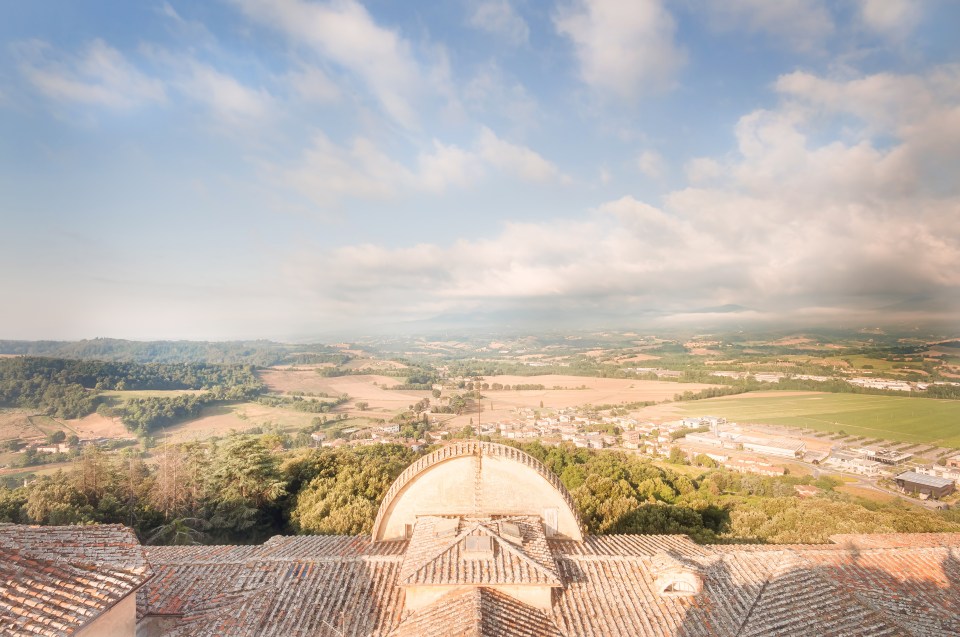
xmin=675 ymin=392 xmax=960 ymax=447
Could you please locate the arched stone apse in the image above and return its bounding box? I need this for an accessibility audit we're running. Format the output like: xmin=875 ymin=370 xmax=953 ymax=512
xmin=372 ymin=441 xmax=584 ymax=542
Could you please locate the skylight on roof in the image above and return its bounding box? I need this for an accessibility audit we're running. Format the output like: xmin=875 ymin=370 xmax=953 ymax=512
xmin=500 ymin=522 xmax=522 ymax=544
xmin=433 ymin=517 xmax=459 ymax=538
xmin=465 ymin=535 xmax=493 ymax=556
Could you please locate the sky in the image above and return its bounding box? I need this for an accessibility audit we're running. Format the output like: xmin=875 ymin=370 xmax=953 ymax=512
xmin=1 ymin=0 xmax=959 ymax=340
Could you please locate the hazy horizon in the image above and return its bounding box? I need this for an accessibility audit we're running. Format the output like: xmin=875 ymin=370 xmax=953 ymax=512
xmin=2 ymin=1 xmax=959 ymax=341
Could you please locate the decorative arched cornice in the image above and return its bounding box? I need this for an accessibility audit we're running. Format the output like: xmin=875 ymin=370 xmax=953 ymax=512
xmin=372 ymin=441 xmax=583 ymax=541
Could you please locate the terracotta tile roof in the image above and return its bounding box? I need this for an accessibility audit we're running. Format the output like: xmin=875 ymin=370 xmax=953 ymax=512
xmin=0 ymin=525 xmax=150 ymax=637
xmin=734 ymin=554 xmax=906 ymax=637
xmin=161 ymin=559 xmax=405 ymax=637
xmin=0 ymin=523 xmax=147 ymax=571
xmin=799 ymin=545 xmax=960 ymax=636
xmin=136 ymin=530 xmax=960 ymax=636
xmin=399 ymin=517 xmax=561 ymax=587
xmin=145 ymin=545 xmax=268 ymax=565
xmin=390 ymin=587 xmax=563 ymax=637
xmin=141 ymin=535 xmax=408 ymax=636
xmin=551 ymin=533 xmax=707 ymax=558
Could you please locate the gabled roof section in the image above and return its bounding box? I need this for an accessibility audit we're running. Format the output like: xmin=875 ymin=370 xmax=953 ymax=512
xmin=390 ymin=587 xmax=563 ymax=637
xmin=0 ymin=524 xmax=150 ymax=636
xmin=399 ymin=517 xmax=562 ymax=587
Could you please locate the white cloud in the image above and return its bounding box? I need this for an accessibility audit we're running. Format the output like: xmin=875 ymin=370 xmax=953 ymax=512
xmin=636 ymin=150 xmax=664 ymax=179
xmin=415 ymin=141 xmax=485 ymax=193
xmin=16 ymin=39 xmax=165 ymax=109
xmin=282 ymin=133 xmax=411 ymax=205
xmin=469 ymin=0 xmax=530 ymax=46
xmin=230 ymin=0 xmax=436 ymax=128
xmin=478 ymin=127 xmax=562 ymax=182
xmin=157 ymin=1 xmax=217 ymax=44
xmin=702 ymin=0 xmax=834 ymax=52
xmin=285 ymin=65 xmax=341 ymax=104
xmin=463 ymin=63 xmax=539 ymax=129
xmin=278 ymin=127 xmax=563 ymax=205
xmin=684 ymin=157 xmax=722 ymax=183
xmin=856 ymin=0 xmax=922 ymax=39
xmin=277 ymin=66 xmax=960 ymax=325
xmin=554 ymin=0 xmax=685 ymax=100
xmin=177 ymin=62 xmax=274 ymax=121
xmin=280 ymin=195 xmax=745 ymax=325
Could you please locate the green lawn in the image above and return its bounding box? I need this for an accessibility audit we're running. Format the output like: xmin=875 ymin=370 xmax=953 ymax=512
xmin=675 ymin=392 xmax=960 ymax=447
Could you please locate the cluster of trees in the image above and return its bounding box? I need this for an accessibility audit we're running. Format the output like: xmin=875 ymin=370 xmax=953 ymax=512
xmin=0 ymin=357 xmax=263 ymax=426
xmin=0 ymin=440 xmax=418 ymax=544
xmin=515 ymin=442 xmax=960 ymax=542
xmin=454 ymin=381 xmax=547 ymax=391
xmin=256 ymin=394 xmax=350 ymax=414
xmin=673 ymin=386 xmax=748 ymax=402
xmin=2 ymin=438 xmax=958 ymax=546
xmin=109 ymin=394 xmax=209 ymax=434
xmin=393 ymin=367 xmax=439 ymax=390
xmin=0 ymin=375 xmax=95 ymax=419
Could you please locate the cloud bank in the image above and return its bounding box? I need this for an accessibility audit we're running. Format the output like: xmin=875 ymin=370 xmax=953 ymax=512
xmin=275 ymin=65 xmax=960 ymax=329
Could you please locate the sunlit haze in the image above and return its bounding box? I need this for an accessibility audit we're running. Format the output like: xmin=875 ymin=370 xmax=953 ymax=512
xmin=2 ymin=0 xmax=959 ymax=340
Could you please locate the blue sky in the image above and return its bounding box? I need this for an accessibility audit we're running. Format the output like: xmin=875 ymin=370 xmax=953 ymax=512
xmin=2 ymin=0 xmax=959 ymax=340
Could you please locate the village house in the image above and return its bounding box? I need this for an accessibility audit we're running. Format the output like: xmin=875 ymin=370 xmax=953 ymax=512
xmin=622 ymin=430 xmax=642 ymax=449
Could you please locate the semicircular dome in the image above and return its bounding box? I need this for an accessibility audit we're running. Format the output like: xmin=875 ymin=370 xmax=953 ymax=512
xmin=372 ymin=441 xmax=583 ymax=542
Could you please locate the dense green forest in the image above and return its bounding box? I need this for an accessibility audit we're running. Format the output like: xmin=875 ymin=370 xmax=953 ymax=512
xmin=0 ymin=357 xmax=263 ymax=425
xmin=1 ymin=439 xmax=956 ymax=546
xmin=0 ymin=339 xmax=348 ymax=366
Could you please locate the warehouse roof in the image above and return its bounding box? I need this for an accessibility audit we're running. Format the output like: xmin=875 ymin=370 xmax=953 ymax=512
xmin=895 ymin=471 xmax=956 ymax=488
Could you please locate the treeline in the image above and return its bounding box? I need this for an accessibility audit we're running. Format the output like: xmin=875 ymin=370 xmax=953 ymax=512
xmin=316 ymin=365 xmax=438 ymax=390
xmin=109 ymin=395 xmax=208 ymax=434
xmin=453 ymin=381 xmax=546 ymax=391
xmin=0 ymin=357 xmax=263 ymax=421
xmin=674 ymin=386 xmax=749 ymax=401
xmin=677 ymin=370 xmax=960 ymax=401
xmin=0 ymin=440 xmax=420 ymax=544
xmin=0 ymin=339 xmax=348 ymax=366
xmin=514 ymin=442 xmax=960 ymax=542
xmin=2 ymin=438 xmax=957 ymax=546
xmin=0 ymin=357 xmax=261 ymax=392
xmin=256 ymin=394 xmax=350 ymax=414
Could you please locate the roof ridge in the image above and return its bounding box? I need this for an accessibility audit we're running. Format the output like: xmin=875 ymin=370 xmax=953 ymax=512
xmin=402 ymin=521 xmax=486 ymax=585
xmin=477 ymin=523 xmax=561 ymax=584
